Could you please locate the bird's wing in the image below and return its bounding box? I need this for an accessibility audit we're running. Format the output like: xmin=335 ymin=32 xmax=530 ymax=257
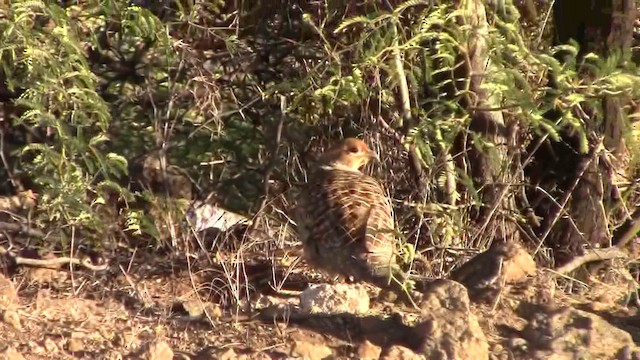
xmin=318 ymin=169 xmax=395 ymax=253
xmin=358 ymin=176 xmax=397 ymax=267
xmin=299 ymin=169 xmax=369 ymax=249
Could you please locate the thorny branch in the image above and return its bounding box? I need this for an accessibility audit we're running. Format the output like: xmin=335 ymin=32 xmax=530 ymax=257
xmin=0 ymin=245 xmax=108 ymax=271
xmin=251 ymin=95 xmax=286 ymax=231
xmin=552 ymin=247 xmax=629 ymax=275
xmin=0 ymin=222 xmax=108 ymax=271
xmin=612 ymin=207 xmax=640 ymax=248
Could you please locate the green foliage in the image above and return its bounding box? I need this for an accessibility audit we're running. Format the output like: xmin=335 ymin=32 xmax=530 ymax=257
xmin=2 ymin=0 xmax=640 ymax=260
xmin=2 ymin=1 xmax=126 ymax=237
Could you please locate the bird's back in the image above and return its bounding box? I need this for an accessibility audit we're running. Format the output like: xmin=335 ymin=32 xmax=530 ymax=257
xmin=296 ymin=166 xmax=398 ymax=281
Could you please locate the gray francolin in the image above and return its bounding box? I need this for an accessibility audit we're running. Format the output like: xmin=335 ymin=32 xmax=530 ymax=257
xmin=295 ymin=138 xmax=415 ymax=303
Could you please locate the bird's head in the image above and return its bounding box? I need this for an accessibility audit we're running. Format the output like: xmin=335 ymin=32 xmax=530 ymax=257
xmin=319 ymin=138 xmax=379 ymax=171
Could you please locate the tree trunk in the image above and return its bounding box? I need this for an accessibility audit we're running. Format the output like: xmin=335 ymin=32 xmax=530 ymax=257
xmin=452 ymin=0 xmax=521 ymax=247
xmin=535 ymin=0 xmax=635 ymax=265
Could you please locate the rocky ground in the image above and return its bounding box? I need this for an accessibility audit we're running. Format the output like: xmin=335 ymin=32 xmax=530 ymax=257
xmin=1 ymin=238 xmax=640 ymax=360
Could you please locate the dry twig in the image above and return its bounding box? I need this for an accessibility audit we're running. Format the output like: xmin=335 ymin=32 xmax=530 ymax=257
xmin=0 ymin=245 xmax=108 ymax=271
xmin=552 ymin=247 xmax=629 ymax=276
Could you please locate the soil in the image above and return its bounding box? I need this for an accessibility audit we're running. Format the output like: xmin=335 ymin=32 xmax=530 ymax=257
xmin=0 ymin=244 xmax=639 ymax=360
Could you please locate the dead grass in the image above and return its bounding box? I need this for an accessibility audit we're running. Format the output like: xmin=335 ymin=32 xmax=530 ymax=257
xmin=0 ymin=233 xmax=638 ymax=360
xmin=0 ymin=198 xmax=639 ymax=359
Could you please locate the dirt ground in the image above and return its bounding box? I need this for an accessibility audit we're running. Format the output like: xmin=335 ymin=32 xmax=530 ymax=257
xmin=0 ymin=244 xmax=639 ymax=360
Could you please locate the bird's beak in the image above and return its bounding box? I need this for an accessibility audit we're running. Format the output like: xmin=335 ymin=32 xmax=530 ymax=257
xmin=367 ymin=150 xmax=379 ymax=162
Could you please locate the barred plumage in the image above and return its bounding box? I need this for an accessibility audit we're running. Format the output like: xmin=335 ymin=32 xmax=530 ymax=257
xmin=295 ymin=138 xmax=408 ymax=294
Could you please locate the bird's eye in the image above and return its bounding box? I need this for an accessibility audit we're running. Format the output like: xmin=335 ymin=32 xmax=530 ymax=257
xmin=347 ymin=146 xmax=359 ymax=153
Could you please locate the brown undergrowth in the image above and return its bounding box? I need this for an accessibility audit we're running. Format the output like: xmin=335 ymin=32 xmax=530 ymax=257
xmin=0 ymin=223 xmax=638 ymax=359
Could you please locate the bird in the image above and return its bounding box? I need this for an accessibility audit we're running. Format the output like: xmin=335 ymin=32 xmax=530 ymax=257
xmin=450 ymin=240 xmax=536 ymax=304
xmin=295 ymin=137 xmax=416 ymax=305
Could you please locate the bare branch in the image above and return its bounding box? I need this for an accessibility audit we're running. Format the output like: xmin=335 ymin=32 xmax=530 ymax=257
xmin=552 ymin=247 xmax=629 ymax=275
xmin=0 ymin=245 xmax=108 ymax=272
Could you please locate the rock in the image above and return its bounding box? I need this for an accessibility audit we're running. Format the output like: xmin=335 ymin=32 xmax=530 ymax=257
xmin=26 ymin=341 xmax=45 ymax=355
xmin=0 ymin=274 xmax=21 ymax=332
xmin=43 ymin=337 xmax=58 ymax=352
xmin=0 ymin=347 xmax=26 ymax=360
xmin=502 ymin=243 xmax=537 ymax=283
xmin=67 ymin=338 xmax=83 ymax=353
xmin=357 ymin=340 xmax=382 ymax=359
xmin=173 ymin=299 xmax=222 ymax=320
xmin=414 ymin=280 xmax=489 ymax=360
xmin=299 ymin=283 xmax=370 ymax=315
xmin=381 ymin=345 xmax=425 ymax=360
xmin=450 ymin=241 xmax=535 ymax=302
xmin=1 ymin=310 xmax=20 ymax=331
xmin=145 ymin=340 xmax=174 ymax=360
xmin=290 ymin=340 xmax=333 ymax=360
xmin=0 ymin=274 xmax=18 ymax=309
xmin=218 ymin=348 xmax=239 ymax=360
xmin=519 ymin=303 xmax=640 ymax=359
